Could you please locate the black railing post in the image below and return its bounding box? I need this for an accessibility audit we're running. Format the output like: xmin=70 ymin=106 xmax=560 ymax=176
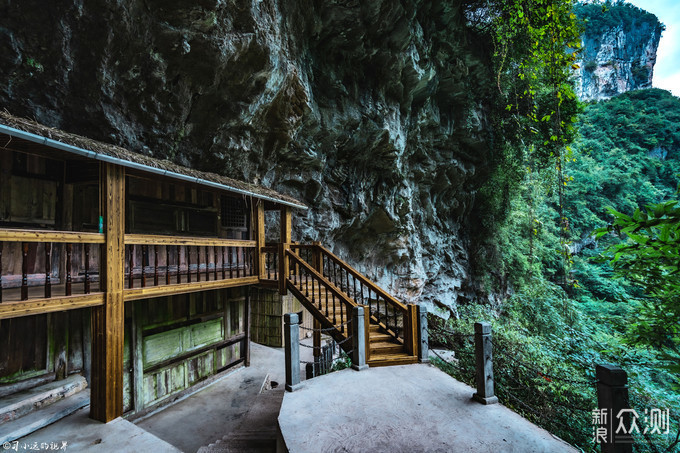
xmin=472 ymin=321 xmax=498 ymax=405
xmin=595 ymin=364 xmax=633 ymax=452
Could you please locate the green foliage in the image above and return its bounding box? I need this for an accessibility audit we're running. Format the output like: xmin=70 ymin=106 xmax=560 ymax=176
xmin=595 ymin=201 xmax=680 ymax=373
xmin=574 ymin=1 xmax=663 ymax=37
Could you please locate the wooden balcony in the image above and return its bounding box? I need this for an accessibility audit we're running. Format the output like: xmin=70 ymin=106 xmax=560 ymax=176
xmin=0 ymin=230 xmax=262 ymax=319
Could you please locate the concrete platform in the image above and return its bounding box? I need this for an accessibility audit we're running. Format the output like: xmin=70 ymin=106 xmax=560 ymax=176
xmin=15 ymin=406 xmax=181 ymax=453
xmin=278 ymin=363 xmax=578 ymax=453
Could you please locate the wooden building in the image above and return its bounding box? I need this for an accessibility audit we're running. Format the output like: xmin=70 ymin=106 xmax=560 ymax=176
xmin=0 ymin=112 xmax=421 ymax=428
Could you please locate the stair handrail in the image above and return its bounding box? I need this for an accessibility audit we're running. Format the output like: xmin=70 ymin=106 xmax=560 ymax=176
xmin=310 ymin=244 xmax=419 ymax=357
xmin=314 ymin=245 xmax=408 ymax=314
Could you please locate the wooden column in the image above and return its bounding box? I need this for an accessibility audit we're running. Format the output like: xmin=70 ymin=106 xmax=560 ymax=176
xmin=280 ymin=206 xmax=292 ymax=244
xmin=254 ymin=200 xmax=266 ymax=280
xmin=90 ymin=163 xmax=125 ymax=422
xmin=278 ymin=206 xmax=292 ymax=295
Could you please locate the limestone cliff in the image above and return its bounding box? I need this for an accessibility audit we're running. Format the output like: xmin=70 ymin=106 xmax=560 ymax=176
xmin=574 ymin=2 xmax=662 ymax=101
xmin=0 ymin=0 xmax=499 ymax=315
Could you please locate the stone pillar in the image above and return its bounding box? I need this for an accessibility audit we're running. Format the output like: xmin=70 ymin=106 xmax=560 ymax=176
xmin=284 ymin=313 xmax=302 ymax=392
xmin=472 ymin=321 xmax=498 ymax=405
xmin=351 ymin=306 xmax=368 ymax=371
xmin=596 ymin=364 xmax=633 ymax=452
xmin=417 ymin=305 xmax=429 ymax=363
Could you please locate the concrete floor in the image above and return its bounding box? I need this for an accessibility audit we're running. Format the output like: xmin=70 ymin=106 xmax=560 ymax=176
xmin=16 ymin=342 xmax=310 ymax=453
xmin=136 ymin=343 xmax=293 ymax=452
xmin=15 ymin=406 xmax=182 ymax=453
xmin=279 ymin=363 xmax=579 ymax=453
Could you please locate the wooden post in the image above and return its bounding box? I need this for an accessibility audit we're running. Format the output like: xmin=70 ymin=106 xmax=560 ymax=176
xmin=254 ymin=200 xmax=266 ymax=280
xmin=596 ymin=364 xmax=633 ymax=452
xmin=472 ymin=321 xmax=498 ymax=405
xmin=278 ymin=242 xmax=290 ymax=296
xmin=405 ymin=304 xmax=419 ymax=356
xmin=280 ymin=206 xmax=292 ymax=245
xmin=90 ymin=163 xmax=125 ymax=423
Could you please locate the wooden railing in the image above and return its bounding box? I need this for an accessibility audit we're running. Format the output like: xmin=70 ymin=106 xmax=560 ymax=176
xmin=285 ymin=249 xmax=356 ymax=337
xmin=261 ymin=245 xmax=279 ymax=281
xmin=124 ymin=235 xmax=256 ymax=290
xmin=289 ymin=243 xmax=418 ymax=355
xmin=0 ymin=229 xmax=105 ymax=303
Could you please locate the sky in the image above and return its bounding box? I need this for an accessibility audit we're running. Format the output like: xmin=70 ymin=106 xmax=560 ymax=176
xmin=627 ymin=0 xmax=680 ymax=97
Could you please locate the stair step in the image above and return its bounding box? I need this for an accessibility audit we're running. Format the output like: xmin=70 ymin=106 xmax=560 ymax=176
xmin=367 ymin=354 xmax=418 ymax=367
xmin=0 ymin=389 xmax=89 ymax=444
xmin=369 ymin=333 xmax=393 ymax=343
xmin=369 ymin=342 xmax=404 ymax=354
xmin=0 ymin=374 xmax=87 ymax=426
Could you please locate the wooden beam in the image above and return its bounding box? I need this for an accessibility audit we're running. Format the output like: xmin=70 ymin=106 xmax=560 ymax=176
xmin=123 ymin=276 xmax=258 ymax=301
xmin=125 ymin=234 xmax=255 ymax=248
xmin=90 ymin=163 xmax=125 ymax=423
xmin=280 ymin=206 xmax=292 ymax=244
xmin=0 ymin=229 xmax=104 ymax=243
xmin=255 ymin=200 xmax=266 ymax=280
xmin=0 ymin=294 xmax=105 ymax=320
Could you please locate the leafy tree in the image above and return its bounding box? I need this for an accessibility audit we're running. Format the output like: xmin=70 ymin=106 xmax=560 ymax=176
xmin=595 ymin=201 xmax=680 ymax=373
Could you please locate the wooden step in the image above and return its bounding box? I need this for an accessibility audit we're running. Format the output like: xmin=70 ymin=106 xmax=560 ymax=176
xmin=369 ymin=332 xmax=392 ymax=343
xmin=369 ymin=341 xmax=404 ymax=354
xmin=367 ymin=353 xmax=418 ymax=367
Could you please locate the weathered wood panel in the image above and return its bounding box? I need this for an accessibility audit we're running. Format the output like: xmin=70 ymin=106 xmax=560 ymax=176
xmin=128 ymin=288 xmax=247 ymax=411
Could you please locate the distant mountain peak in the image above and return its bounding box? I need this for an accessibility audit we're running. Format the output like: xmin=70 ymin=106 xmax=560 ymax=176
xmin=573 ymin=2 xmax=663 ymax=101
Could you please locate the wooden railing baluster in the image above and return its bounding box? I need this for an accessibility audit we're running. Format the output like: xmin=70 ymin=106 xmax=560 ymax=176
xmin=304 ymin=271 xmax=309 ymax=297
xmin=214 ymin=246 xmax=218 ymax=281
xmin=128 ymin=245 xmax=134 ymax=288
xmin=187 ymin=245 xmax=191 ymax=284
xmin=141 ymin=245 xmax=147 ymax=288
xmin=21 ymin=242 xmax=28 ymax=300
xmin=332 ymin=293 xmax=336 ymax=325
xmin=266 ymin=252 xmax=271 ymax=279
xmin=325 ymin=285 xmax=329 ymax=316
xmin=166 ymin=245 xmax=170 ymax=286
xmin=154 ymin=245 xmax=159 ymax=286
xmin=236 ymin=247 xmax=241 ymax=278
xmin=228 ymin=247 xmax=233 ymax=279
xmin=45 ymin=242 xmax=52 ymax=298
xmin=177 ymin=246 xmax=181 ymax=284
xmin=84 ymin=243 xmax=90 ymax=294
xmin=346 ymin=268 xmax=350 ymax=297
xmin=221 ymin=247 xmax=226 ymax=280
xmin=340 ymin=296 xmax=344 ymax=333
xmin=196 ymin=246 xmax=202 ymax=282
xmin=311 ymin=277 xmax=315 ymax=305
xmin=66 ymin=243 xmax=72 ymax=296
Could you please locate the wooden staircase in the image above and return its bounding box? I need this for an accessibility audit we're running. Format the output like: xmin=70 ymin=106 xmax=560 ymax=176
xmin=282 ymin=244 xmax=419 ymax=367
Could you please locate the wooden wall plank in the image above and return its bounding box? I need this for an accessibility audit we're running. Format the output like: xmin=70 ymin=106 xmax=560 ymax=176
xmin=0 ymin=294 xmax=104 ymax=320
xmin=123 ymin=276 xmax=258 ymax=302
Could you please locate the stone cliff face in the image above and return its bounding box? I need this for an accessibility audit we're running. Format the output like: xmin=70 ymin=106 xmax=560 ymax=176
xmin=0 ymin=0 xmax=498 ymax=315
xmin=574 ymin=3 xmax=662 ymax=101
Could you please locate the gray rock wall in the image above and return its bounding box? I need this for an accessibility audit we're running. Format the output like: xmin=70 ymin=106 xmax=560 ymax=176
xmin=0 ymin=0 xmax=498 ymax=315
xmin=575 ymin=6 xmax=662 ymax=101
